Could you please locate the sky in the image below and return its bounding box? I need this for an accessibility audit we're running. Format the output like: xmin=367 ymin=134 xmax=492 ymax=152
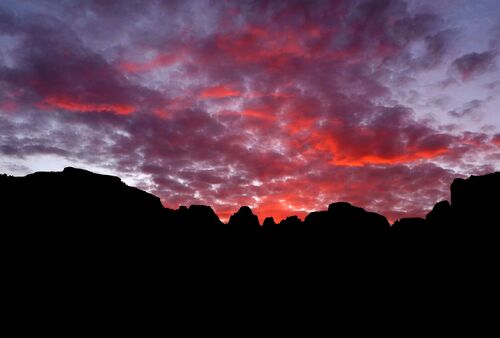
xmin=1 ymin=0 xmax=499 ymax=222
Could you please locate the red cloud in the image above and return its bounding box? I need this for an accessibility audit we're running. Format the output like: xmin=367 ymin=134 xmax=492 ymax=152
xmin=0 ymin=101 xmax=18 ymax=113
xmin=215 ymin=25 xmax=319 ymax=69
xmin=44 ymin=96 xmax=135 ymax=115
xmin=493 ymin=134 xmax=500 ymax=146
xmin=241 ymin=109 xmax=277 ymax=121
xmin=215 ymin=109 xmax=277 ymax=122
xmin=332 ymin=149 xmax=448 ymax=166
xmin=200 ymin=85 xmax=241 ymax=98
xmin=253 ymin=196 xmax=310 ymax=224
xmin=308 ymin=127 xmax=450 ymax=166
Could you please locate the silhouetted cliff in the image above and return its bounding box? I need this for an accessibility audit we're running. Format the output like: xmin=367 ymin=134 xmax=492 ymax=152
xmin=1 ymin=167 xmax=165 ymax=226
xmin=3 ymin=166 xmax=500 ymax=315
xmin=1 ymin=167 xmax=499 ymax=254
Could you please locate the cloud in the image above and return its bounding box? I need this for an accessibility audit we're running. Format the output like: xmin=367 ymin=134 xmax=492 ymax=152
xmin=493 ymin=134 xmax=500 ymax=146
xmin=451 ymin=51 xmax=497 ymax=81
xmin=119 ymin=53 xmax=185 ymax=73
xmin=43 ymin=97 xmax=135 ymax=115
xmin=200 ymin=85 xmax=241 ymax=99
xmin=0 ymin=8 xmax=165 ymax=116
xmin=448 ymin=99 xmax=483 ymax=119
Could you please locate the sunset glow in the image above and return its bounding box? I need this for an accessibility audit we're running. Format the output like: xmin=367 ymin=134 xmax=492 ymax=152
xmin=1 ymin=0 xmax=499 ymax=222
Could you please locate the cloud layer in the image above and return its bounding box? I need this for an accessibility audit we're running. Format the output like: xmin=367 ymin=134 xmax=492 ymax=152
xmin=1 ymin=0 xmax=499 ymax=222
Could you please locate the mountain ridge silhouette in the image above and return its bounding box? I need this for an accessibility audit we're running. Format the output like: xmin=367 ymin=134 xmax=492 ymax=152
xmin=2 ymin=166 xmax=499 ymax=314
xmin=1 ymin=166 xmax=499 ymax=231
xmin=2 ymin=166 xmax=499 ymax=257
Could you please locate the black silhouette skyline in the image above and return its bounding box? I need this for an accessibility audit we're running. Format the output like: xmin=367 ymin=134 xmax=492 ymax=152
xmin=3 ymin=165 xmax=499 ymax=325
xmin=3 ymin=0 xmax=500 ymax=324
xmin=2 ymin=167 xmax=499 ymax=247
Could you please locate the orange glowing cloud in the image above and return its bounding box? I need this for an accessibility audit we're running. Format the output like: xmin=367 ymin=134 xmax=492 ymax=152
xmin=213 ymin=193 xmax=314 ymax=224
xmin=253 ymin=199 xmax=310 ymax=224
xmin=241 ymin=109 xmax=277 ymax=121
xmin=217 ymin=109 xmax=278 ymax=121
xmin=284 ymin=117 xmax=315 ymax=134
xmin=310 ymin=132 xmax=449 ymax=166
xmin=45 ymin=97 xmax=135 ymax=115
xmin=332 ymin=148 xmax=449 ymax=166
xmin=200 ymin=85 xmax=241 ymax=98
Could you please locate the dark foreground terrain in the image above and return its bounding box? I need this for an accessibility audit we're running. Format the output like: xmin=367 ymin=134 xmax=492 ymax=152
xmin=2 ymin=166 xmax=499 ymax=279
xmin=1 ymin=167 xmax=499 ymax=326
xmin=2 ymin=167 xmax=499 ymax=252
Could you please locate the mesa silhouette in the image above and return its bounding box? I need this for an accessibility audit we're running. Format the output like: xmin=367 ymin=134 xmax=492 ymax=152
xmin=1 ymin=167 xmax=499 ymax=253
